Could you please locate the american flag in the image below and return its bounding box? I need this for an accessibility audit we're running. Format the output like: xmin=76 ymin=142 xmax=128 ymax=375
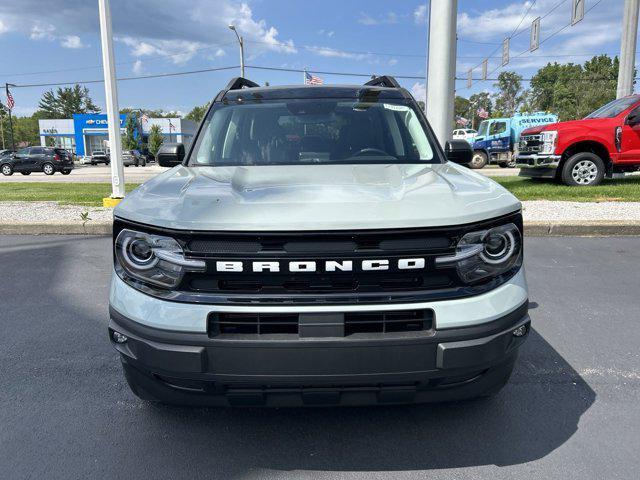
xmin=456 ymin=116 xmax=469 ymax=126
xmin=477 ymin=107 xmax=489 ymax=119
xmin=140 ymin=113 xmax=149 ymax=123
xmin=5 ymin=86 xmax=15 ymax=111
xmin=168 ymin=119 xmax=175 ymax=132
xmin=304 ymin=71 xmax=324 ymax=85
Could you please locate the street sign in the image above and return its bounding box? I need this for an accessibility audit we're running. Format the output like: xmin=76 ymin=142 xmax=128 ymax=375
xmin=571 ymin=0 xmax=585 ymax=25
xmin=502 ymin=38 xmax=510 ymax=66
xmin=482 ymin=59 xmax=488 ymax=80
xmin=531 ymin=17 xmax=541 ymax=51
xmin=467 ymin=69 xmax=473 ymax=88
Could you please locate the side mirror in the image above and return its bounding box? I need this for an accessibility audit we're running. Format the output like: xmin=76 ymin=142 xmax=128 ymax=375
xmin=445 ymin=139 xmax=473 ymax=165
xmin=626 ymin=111 xmax=640 ymax=126
xmin=157 ymin=143 xmax=185 ymax=167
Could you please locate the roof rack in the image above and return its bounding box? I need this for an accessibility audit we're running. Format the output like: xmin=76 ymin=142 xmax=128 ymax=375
xmin=225 ymin=77 xmax=260 ymax=91
xmin=363 ymin=75 xmax=401 ymax=89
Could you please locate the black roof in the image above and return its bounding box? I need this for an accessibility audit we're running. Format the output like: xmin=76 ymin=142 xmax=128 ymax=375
xmin=215 ymin=76 xmax=410 ymax=102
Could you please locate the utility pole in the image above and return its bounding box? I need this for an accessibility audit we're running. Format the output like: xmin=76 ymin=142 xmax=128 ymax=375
xmin=228 ymin=25 xmax=245 ymax=77
xmin=426 ymin=0 xmax=458 ymax=147
xmin=617 ymin=0 xmax=640 ymax=98
xmin=98 ymin=0 xmax=125 ymax=201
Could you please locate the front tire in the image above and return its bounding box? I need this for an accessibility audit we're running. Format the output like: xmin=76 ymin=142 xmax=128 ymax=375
xmin=43 ymin=163 xmax=55 ymax=175
xmin=470 ymin=151 xmax=488 ymax=169
xmin=1 ymin=164 xmax=13 ymax=176
xmin=561 ymin=152 xmax=605 ymax=186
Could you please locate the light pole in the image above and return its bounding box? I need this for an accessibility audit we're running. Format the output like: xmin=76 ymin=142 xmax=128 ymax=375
xmin=426 ymin=0 xmax=458 ymax=147
xmin=617 ymin=0 xmax=640 ymax=98
xmin=98 ymin=0 xmax=125 ymax=203
xmin=228 ymin=24 xmax=245 ymax=78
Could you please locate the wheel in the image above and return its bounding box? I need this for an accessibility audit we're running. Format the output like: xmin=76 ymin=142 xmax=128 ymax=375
xmin=43 ymin=163 xmax=55 ymax=175
xmin=141 ymin=160 xmax=146 ymax=167
xmin=470 ymin=151 xmax=488 ymax=169
xmin=560 ymin=152 xmax=605 ymax=186
xmin=1 ymin=164 xmax=13 ymax=176
xmin=61 ymin=170 xmax=71 ymax=175
xmin=21 ymin=171 xmax=31 ymax=175
xmin=91 ymin=161 xmax=96 ymax=165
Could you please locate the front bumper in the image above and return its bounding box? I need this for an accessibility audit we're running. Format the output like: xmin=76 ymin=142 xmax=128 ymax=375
xmin=109 ymin=301 xmax=530 ymax=406
xmin=517 ymin=154 xmax=561 ymax=178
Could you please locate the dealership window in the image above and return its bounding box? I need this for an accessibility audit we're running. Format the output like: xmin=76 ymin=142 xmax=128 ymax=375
xmin=44 ymin=135 xmax=75 ymax=153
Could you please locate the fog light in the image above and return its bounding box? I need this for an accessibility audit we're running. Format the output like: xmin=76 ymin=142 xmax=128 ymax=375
xmin=113 ymin=331 xmax=128 ymax=344
xmin=512 ymin=325 xmax=527 ymax=337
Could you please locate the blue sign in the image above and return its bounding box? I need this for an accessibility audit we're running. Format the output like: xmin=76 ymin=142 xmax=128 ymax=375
xmin=72 ymin=113 xmax=137 ymax=156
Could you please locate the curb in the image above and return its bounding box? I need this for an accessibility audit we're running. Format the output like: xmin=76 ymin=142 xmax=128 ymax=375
xmin=1 ymin=220 xmax=640 ymax=236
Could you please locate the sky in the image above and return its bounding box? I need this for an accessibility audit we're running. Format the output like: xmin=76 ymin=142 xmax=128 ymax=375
xmin=0 ymin=0 xmax=629 ymax=117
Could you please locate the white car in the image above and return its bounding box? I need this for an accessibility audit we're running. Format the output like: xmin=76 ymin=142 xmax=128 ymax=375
xmin=108 ymin=76 xmax=529 ymax=407
xmin=453 ymin=128 xmax=477 ymax=142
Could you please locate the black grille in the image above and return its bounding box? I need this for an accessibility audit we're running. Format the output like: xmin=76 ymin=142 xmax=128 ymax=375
xmin=114 ymin=211 xmax=523 ymax=305
xmin=344 ymin=310 xmax=434 ymax=335
xmin=208 ymin=309 xmax=434 ymax=337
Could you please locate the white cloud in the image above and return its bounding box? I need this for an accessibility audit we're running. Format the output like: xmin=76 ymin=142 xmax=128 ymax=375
xmin=132 ymin=59 xmax=143 ymax=75
xmin=305 ymin=45 xmax=369 ymax=61
xmin=358 ymin=11 xmax=399 ymax=26
xmin=61 ymin=35 xmax=84 ymax=49
xmin=29 ymin=23 xmax=56 ymax=40
xmin=0 ymin=0 xmax=296 ymax=64
xmin=411 ymin=82 xmax=426 ymax=103
xmin=414 ymin=5 xmax=428 ymax=24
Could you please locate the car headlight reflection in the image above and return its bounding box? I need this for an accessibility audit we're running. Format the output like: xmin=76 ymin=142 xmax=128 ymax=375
xmin=115 ymin=229 xmax=205 ymax=289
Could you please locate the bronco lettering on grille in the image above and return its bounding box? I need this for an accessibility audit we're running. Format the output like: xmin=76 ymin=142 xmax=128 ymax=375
xmin=215 ymin=258 xmax=427 ymax=273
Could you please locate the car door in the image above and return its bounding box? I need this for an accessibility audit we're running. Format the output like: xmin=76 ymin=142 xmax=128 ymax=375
xmin=12 ymin=147 xmax=32 ymax=171
xmin=29 ymin=147 xmax=48 ymax=171
xmin=487 ymin=120 xmax=510 ymax=153
xmin=620 ymin=104 xmax=640 ymax=164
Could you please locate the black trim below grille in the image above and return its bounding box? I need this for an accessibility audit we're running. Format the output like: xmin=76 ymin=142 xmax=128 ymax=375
xmin=207 ymin=309 xmax=434 ymax=338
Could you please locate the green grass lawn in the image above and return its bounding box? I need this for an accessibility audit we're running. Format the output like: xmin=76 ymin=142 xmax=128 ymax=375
xmin=0 ymin=183 xmax=141 ymax=206
xmin=491 ymin=176 xmax=640 ymax=202
xmin=1 ymin=176 xmax=639 ymax=206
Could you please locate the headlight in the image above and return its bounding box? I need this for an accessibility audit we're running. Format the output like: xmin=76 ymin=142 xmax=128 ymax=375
xmin=539 ymin=130 xmax=557 ymax=154
xmin=115 ymin=229 xmax=205 ymax=289
xmin=435 ymin=223 xmax=522 ymax=283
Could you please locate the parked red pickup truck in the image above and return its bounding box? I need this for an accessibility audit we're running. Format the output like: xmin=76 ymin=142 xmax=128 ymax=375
xmin=517 ymin=95 xmax=640 ymax=186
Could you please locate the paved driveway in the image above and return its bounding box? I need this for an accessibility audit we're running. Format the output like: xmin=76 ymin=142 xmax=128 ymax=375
xmin=1 ymin=235 xmax=638 ymax=479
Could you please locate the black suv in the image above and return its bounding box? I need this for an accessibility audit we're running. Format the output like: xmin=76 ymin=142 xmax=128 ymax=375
xmin=1 ymin=147 xmax=74 ymax=176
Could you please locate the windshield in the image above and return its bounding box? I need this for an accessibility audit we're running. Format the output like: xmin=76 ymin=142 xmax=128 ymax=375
xmin=190 ymin=99 xmax=438 ymax=166
xmin=476 ymin=121 xmax=489 ymax=137
xmin=585 ymin=96 xmax=639 ymax=119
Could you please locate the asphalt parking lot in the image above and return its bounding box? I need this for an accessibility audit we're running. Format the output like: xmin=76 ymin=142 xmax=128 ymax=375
xmin=1 ymin=235 xmax=639 ymax=479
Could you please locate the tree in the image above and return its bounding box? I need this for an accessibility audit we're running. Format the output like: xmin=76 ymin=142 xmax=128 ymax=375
xmin=185 ymin=102 xmax=211 ymax=123
xmin=121 ymin=115 xmax=138 ymax=150
xmin=492 ymin=71 xmax=525 ymax=117
xmin=38 ymin=84 xmax=100 ymax=118
xmin=454 ymin=96 xmax=471 ymax=128
xmin=148 ymin=124 xmax=164 ymax=156
xmin=468 ymin=91 xmax=493 ymax=128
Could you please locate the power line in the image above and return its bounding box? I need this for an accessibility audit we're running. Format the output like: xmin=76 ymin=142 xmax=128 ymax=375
xmin=0 ymin=41 xmax=237 ymax=78
xmin=11 ymin=65 xmax=239 ymax=89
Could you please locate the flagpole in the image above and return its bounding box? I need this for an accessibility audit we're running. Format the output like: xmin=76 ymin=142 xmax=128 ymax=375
xmin=5 ymin=84 xmax=15 ymax=151
xmin=0 ymin=108 xmax=5 ymax=150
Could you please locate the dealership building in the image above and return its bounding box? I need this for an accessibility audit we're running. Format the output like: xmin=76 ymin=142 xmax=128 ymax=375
xmin=38 ymin=113 xmax=197 ymax=156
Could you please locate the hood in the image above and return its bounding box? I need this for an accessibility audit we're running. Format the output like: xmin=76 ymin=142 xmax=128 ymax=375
xmin=523 ymin=117 xmax=605 ymax=135
xmin=114 ymin=163 xmax=521 ymax=231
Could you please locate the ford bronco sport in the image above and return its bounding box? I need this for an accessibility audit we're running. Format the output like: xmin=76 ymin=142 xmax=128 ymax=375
xmin=109 ymin=76 xmax=530 ymax=406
